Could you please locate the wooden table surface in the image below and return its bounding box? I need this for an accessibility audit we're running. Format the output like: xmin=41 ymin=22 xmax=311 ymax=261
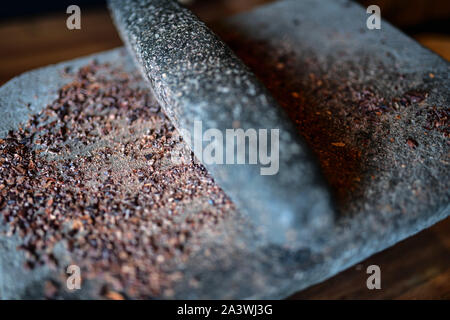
xmin=0 ymin=6 xmax=448 ymax=300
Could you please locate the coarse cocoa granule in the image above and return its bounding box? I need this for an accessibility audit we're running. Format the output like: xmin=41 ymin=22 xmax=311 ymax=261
xmin=0 ymin=62 xmax=235 ymax=298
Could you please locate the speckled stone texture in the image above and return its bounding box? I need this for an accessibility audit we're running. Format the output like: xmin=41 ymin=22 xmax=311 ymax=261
xmin=0 ymin=50 xmax=139 ymax=299
xmin=0 ymin=0 xmax=448 ymax=299
xmin=107 ymin=0 xmax=449 ymax=298
xmin=108 ymin=0 xmax=335 ymax=246
xmin=207 ymin=0 xmax=449 ymax=298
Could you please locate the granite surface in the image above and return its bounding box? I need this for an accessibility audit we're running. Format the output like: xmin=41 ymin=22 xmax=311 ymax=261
xmin=0 ymin=0 xmax=448 ymax=299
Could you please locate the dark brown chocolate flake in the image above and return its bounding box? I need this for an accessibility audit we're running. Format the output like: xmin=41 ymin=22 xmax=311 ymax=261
xmin=406 ymin=138 xmax=419 ymax=149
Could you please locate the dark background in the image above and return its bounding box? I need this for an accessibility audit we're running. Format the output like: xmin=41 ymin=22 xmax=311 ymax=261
xmin=1 ymin=0 xmax=449 ymax=34
xmin=1 ymin=0 xmax=449 ymax=85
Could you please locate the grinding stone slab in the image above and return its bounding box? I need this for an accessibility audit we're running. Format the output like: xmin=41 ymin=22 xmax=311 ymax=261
xmin=208 ymin=0 xmax=449 ymax=298
xmin=0 ymin=50 xmax=140 ymax=299
xmin=110 ymin=0 xmax=449 ymax=298
xmin=0 ymin=0 xmax=449 ymax=299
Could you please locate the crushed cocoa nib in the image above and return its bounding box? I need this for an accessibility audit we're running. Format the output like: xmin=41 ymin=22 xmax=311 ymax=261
xmin=406 ymin=138 xmax=419 ymax=149
xmin=0 ymin=62 xmax=234 ymax=298
xmin=400 ymin=89 xmax=428 ymax=105
xmin=424 ymin=106 xmax=449 ymax=138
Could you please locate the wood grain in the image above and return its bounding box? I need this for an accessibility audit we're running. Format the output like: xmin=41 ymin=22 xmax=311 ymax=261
xmin=0 ymin=6 xmax=448 ymax=300
xmin=0 ymin=9 xmax=122 ymax=85
xmin=290 ymin=218 xmax=450 ymax=299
